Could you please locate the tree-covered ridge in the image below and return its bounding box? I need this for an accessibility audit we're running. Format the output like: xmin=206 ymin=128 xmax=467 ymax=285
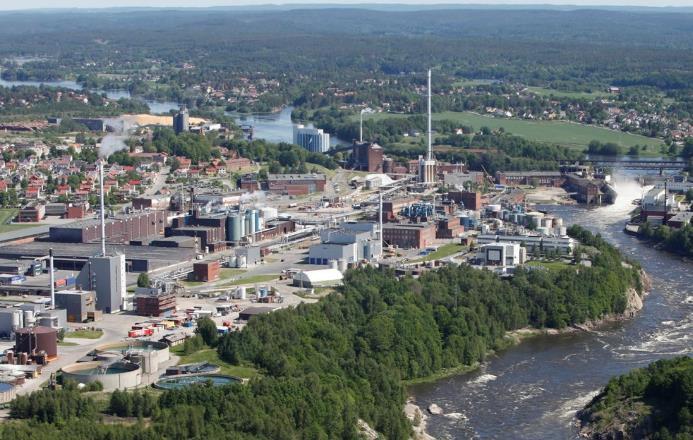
xmin=579 ymin=356 xmax=693 ymax=440
xmin=2 ymin=226 xmax=643 ymax=439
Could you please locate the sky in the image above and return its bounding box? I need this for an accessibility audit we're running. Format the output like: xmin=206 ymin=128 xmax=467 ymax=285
xmin=0 ymin=0 xmax=692 ymax=11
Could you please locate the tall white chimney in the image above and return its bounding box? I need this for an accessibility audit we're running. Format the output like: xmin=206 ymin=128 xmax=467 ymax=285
xmin=99 ymin=160 xmax=106 ymax=257
xmin=427 ymin=68 xmax=432 ymax=161
xmin=49 ymin=248 xmax=55 ymax=309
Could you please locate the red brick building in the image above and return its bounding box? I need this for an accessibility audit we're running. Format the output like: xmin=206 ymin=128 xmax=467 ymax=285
xmin=447 ymin=191 xmax=482 ymax=210
xmin=267 ymin=174 xmax=326 ymax=195
xmin=193 ymin=261 xmax=220 ymax=282
xmin=382 ymin=223 xmax=436 ymax=249
xmin=436 ymin=217 xmax=464 ymax=239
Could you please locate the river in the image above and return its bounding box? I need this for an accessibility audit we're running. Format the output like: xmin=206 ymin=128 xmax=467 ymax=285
xmin=410 ymin=175 xmax=692 ymax=439
xmin=226 ymin=106 xmax=349 ymax=146
xmin=0 ymin=75 xmax=180 ymax=114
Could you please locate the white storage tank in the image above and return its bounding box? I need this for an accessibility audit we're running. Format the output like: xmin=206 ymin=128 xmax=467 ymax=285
xmin=23 ymin=310 xmax=35 ymax=327
xmin=559 ymin=226 xmax=568 ymax=236
xmin=329 ymin=260 xmax=338 ymax=270
xmin=338 ymin=258 xmax=347 ymax=273
xmin=235 ymin=286 xmax=247 ymax=300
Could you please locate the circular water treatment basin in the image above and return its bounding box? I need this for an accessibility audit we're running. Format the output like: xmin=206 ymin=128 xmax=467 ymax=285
xmin=153 ymin=374 xmax=240 ymax=390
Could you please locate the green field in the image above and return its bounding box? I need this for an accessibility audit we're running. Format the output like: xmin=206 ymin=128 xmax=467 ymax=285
xmin=0 ymin=209 xmax=41 ymax=234
xmin=526 ymin=86 xmax=607 ymax=100
xmin=65 ymin=329 xmax=103 ymax=339
xmin=414 ymin=243 xmax=466 ymax=263
xmin=452 ymin=79 xmax=498 ymax=87
xmin=526 ymin=260 xmax=573 ymax=272
xmin=362 ymin=111 xmax=664 ymax=151
xmin=224 ymin=274 xmax=279 ymax=286
xmin=173 ymin=347 xmax=259 ymax=379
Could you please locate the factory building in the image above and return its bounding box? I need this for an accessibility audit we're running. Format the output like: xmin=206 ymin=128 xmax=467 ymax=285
xmin=267 ymin=174 xmax=326 ymax=195
xmin=132 ymin=195 xmax=171 ymax=210
xmin=193 ymin=261 xmax=220 ymax=282
xmin=17 ymin=203 xmax=45 ymax=222
xmin=477 ymin=234 xmax=575 ymax=255
xmin=308 ymin=221 xmax=381 ymax=265
xmin=292 ymin=269 xmax=344 ymax=288
xmin=76 ymin=255 xmax=126 ymax=314
xmin=173 ymin=107 xmax=189 ymax=134
xmin=495 ymin=171 xmax=565 ymax=187
xmin=382 ymin=223 xmax=436 ymax=249
xmin=134 ymin=287 xmax=176 ymax=317
xmin=350 ymin=141 xmax=384 ymax=172
xmin=477 ymin=243 xmax=527 ymax=267
xmin=436 ymin=217 xmax=464 ymax=239
xmin=49 ymin=210 xmax=167 ymax=244
xmin=447 ymin=191 xmax=482 ymax=210
xmin=54 ymin=290 xmax=96 ymax=323
xmin=293 ymin=124 xmax=330 ymax=153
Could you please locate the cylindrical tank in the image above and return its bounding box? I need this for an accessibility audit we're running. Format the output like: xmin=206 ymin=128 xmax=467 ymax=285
xmin=237 ymin=255 xmax=247 ymax=268
xmin=6 ymin=351 xmax=14 ymax=365
xmin=240 ymin=214 xmax=246 ymax=238
xmin=329 ymin=260 xmax=338 ymax=270
xmin=14 ymin=326 xmax=58 ymax=358
xmin=338 ymin=258 xmax=347 ymax=273
xmin=24 ymin=310 xmax=36 ymax=327
xmin=253 ymin=209 xmax=260 ymax=232
xmin=19 ymin=352 xmax=28 ymax=365
xmin=235 ymin=286 xmax=246 ymax=300
xmin=257 ymin=217 xmax=264 ymax=232
xmin=228 ymin=256 xmax=237 ymax=268
xmin=244 ymin=211 xmax=253 ymax=236
xmin=559 ymin=226 xmax=567 ymax=236
xmin=11 ymin=310 xmax=21 ymax=329
xmin=227 ymin=214 xmax=242 ymax=242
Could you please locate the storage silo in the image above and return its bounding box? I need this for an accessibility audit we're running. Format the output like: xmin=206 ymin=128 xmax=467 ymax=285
xmin=253 ymin=209 xmax=260 ymax=232
xmin=227 ymin=214 xmax=242 ymax=242
xmin=14 ymin=326 xmax=58 ymax=359
xmin=338 ymin=258 xmax=347 ymax=273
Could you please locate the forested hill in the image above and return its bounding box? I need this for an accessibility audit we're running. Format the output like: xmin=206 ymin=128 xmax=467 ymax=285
xmin=578 ymin=356 xmax=693 ymax=440
xmin=3 ymin=226 xmax=645 ymax=439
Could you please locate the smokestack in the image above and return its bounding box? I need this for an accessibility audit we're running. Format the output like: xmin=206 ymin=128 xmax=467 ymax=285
xmin=427 ymin=68 xmax=432 ymax=161
xmin=99 ymin=160 xmax=106 ymax=257
xmin=49 ymin=248 xmax=55 ymax=309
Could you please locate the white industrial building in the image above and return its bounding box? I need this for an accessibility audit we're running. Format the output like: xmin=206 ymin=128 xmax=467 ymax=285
xmin=308 ymin=222 xmax=381 ymax=266
xmin=292 ymin=269 xmax=344 ymax=288
xmin=477 ymin=243 xmax=526 ymax=267
xmin=293 ymin=124 xmax=330 ymax=153
xmin=477 ymin=234 xmax=575 ymax=255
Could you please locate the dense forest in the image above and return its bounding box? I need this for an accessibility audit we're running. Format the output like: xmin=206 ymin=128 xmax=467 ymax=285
xmin=578 ymin=356 xmax=693 ymax=440
xmin=1 ymin=226 xmax=644 ymax=439
xmin=637 ymin=223 xmax=693 ymax=258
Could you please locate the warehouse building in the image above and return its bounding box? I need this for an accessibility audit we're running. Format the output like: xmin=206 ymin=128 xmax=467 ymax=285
xmin=49 ymin=211 xmax=167 ymax=244
xmin=0 ymin=242 xmax=192 ymax=273
xmin=477 ymin=243 xmax=527 ymax=267
xmin=308 ymin=221 xmax=381 ymax=265
xmin=292 ymin=269 xmax=344 ymax=288
xmin=134 ymin=287 xmax=176 ymax=317
xmin=477 ymin=234 xmax=575 ymax=255
xmin=267 ymin=174 xmax=326 ymax=195
xmin=55 ymin=290 xmax=96 ymax=323
xmin=382 ymin=223 xmax=436 ymax=249
xmin=75 ymin=255 xmax=126 ymax=314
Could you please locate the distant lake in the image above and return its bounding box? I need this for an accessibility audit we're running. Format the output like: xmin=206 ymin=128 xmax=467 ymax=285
xmin=226 ymin=106 xmax=348 ymax=146
xmin=0 ymin=74 xmax=180 ymax=114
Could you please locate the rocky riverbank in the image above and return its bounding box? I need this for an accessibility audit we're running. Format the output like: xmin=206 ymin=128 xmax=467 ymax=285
xmin=410 ymin=269 xmax=651 ymax=440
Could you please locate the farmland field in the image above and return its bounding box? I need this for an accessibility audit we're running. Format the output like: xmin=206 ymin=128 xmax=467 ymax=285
xmin=362 ymin=111 xmax=664 ymax=151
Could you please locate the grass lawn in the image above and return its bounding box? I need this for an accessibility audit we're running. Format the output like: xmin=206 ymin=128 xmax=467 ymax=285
xmin=452 ymin=79 xmax=498 ymax=87
xmin=414 ymin=243 xmax=465 ymax=263
xmin=526 ymin=260 xmax=573 ymax=272
xmin=361 ymin=111 xmax=663 ymax=151
xmin=0 ymin=208 xmax=43 ymax=234
xmin=65 ymin=329 xmax=104 ymax=339
xmin=224 ymin=274 xmax=279 ymax=286
xmin=58 ymin=341 xmax=78 ymax=346
xmin=526 ymin=86 xmax=607 ymax=100
xmin=173 ymin=347 xmax=259 ymax=379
